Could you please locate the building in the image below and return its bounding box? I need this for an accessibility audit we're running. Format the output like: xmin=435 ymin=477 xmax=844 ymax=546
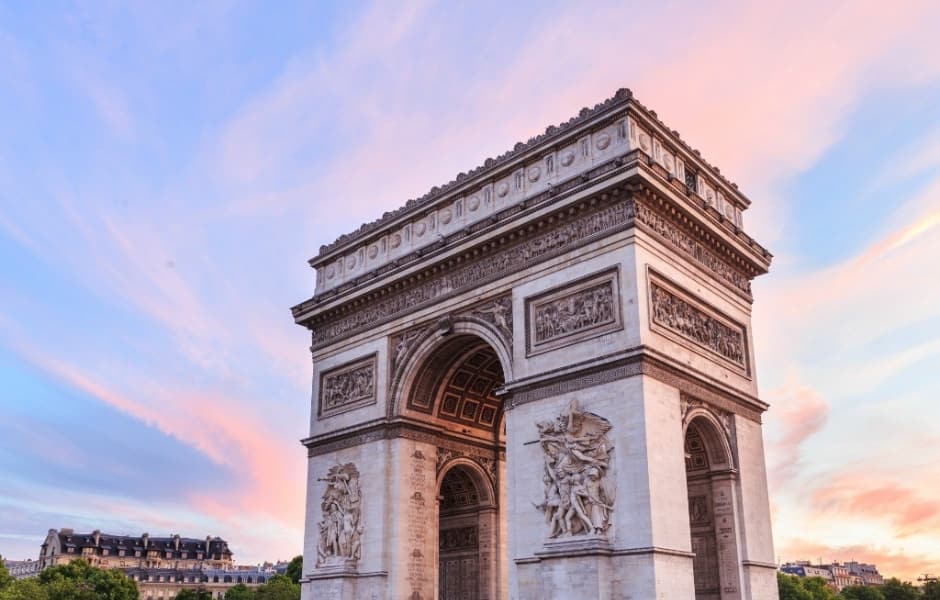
xmin=38 ymin=529 xmax=271 ymax=599
xmin=2 ymin=558 xmax=41 ymax=579
xmin=781 ymin=560 xmax=881 ymax=591
xmin=292 ymin=88 xmax=777 ymax=599
xmin=39 ymin=529 xmax=233 ymax=571
xmin=780 ymin=562 xmax=835 ymax=586
xmin=846 ymin=562 xmax=885 ymax=586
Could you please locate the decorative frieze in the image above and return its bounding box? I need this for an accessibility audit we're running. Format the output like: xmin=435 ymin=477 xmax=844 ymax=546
xmin=526 ymin=268 xmax=622 ymax=356
xmin=319 ymin=355 xmax=377 ymax=418
xmin=440 ymin=526 xmax=478 ymax=551
xmin=648 ymin=274 xmax=748 ymax=371
xmin=311 ymin=199 xmax=635 ymax=349
xmin=535 ymin=400 xmax=615 ymax=538
xmin=316 ymin=463 xmax=362 ymax=567
xmin=636 ymin=201 xmax=752 ymax=297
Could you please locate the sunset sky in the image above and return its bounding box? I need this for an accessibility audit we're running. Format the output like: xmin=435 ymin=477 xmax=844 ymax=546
xmin=1 ymin=0 xmax=939 ymax=580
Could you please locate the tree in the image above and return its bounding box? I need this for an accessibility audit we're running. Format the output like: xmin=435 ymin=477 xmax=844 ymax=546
xmin=0 ymin=556 xmax=13 ymax=590
xmin=285 ymin=556 xmax=303 ymax=585
xmin=923 ymin=580 xmax=940 ymax=600
xmin=802 ymin=576 xmax=838 ymax=600
xmin=254 ymin=575 xmax=300 ymax=600
xmin=175 ymin=588 xmax=212 ymax=600
xmin=778 ymin=573 xmax=813 ymax=600
xmin=840 ymin=585 xmax=886 ymax=600
xmin=881 ymin=578 xmax=921 ymax=600
xmin=0 ymin=578 xmax=49 ymax=600
xmin=224 ymin=584 xmax=255 ymax=600
xmin=38 ymin=559 xmax=138 ymax=600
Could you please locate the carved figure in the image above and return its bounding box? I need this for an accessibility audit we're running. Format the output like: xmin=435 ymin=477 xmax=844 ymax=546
xmin=473 ymin=296 xmax=513 ymax=340
xmin=535 ymin=400 xmax=615 ymax=537
xmin=316 ymin=463 xmax=362 ymax=566
xmin=534 ymin=283 xmax=614 ymax=343
xmin=322 ymin=364 xmax=374 ymax=411
xmin=650 ymin=283 xmax=745 ymax=366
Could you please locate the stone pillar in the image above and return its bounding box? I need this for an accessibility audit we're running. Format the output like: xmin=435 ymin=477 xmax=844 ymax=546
xmin=711 ymin=474 xmax=744 ymax=600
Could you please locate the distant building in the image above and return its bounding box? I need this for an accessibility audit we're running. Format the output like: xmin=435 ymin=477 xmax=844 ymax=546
xmin=39 ymin=529 xmax=233 ymax=571
xmin=845 ymin=562 xmax=884 ymax=586
xmin=3 ymin=558 xmax=41 ymax=579
xmin=38 ymin=528 xmax=275 ymax=599
xmin=780 ymin=560 xmax=883 ymax=591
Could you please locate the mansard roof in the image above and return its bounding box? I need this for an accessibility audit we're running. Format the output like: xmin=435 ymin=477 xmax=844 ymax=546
xmin=314 ymin=87 xmax=751 ymax=263
xmin=46 ymin=530 xmax=232 ymax=556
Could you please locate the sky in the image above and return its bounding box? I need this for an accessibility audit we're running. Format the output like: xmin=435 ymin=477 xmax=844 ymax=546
xmin=1 ymin=0 xmax=939 ymax=580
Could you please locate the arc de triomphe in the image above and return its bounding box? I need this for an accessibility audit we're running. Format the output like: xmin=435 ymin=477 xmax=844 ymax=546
xmin=291 ymin=89 xmax=778 ymax=600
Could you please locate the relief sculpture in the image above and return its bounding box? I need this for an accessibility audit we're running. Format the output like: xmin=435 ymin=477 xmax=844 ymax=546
xmin=319 ymin=356 xmax=376 ymax=417
xmin=535 ymin=400 xmax=615 ymax=538
xmin=534 ymin=282 xmax=614 ymax=344
xmin=650 ymin=282 xmax=746 ymax=367
xmin=316 ymin=463 xmax=362 ymax=567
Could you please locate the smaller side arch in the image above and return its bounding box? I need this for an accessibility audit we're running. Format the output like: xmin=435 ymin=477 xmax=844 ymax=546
xmin=683 ymin=407 xmax=735 ymax=472
xmin=436 ymin=457 xmax=497 ymax=509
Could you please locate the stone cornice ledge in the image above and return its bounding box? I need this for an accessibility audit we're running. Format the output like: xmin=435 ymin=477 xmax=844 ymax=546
xmin=515 ymin=545 xmax=695 ymax=564
xmin=500 ymin=346 xmax=768 ymax=421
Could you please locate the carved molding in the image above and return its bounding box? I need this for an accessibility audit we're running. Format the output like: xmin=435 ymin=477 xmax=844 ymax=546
xmin=525 ymin=268 xmax=622 ymax=356
xmin=506 ymin=352 xmax=763 ymax=423
xmin=647 ymin=271 xmax=749 ymax=373
xmin=315 ymin=463 xmax=362 ymax=568
xmin=635 ymin=199 xmax=753 ymax=297
xmin=535 ymin=400 xmax=615 ymax=538
xmin=436 ymin=446 xmax=498 ymax=486
xmin=318 ymin=354 xmax=377 ymax=418
xmin=308 ymin=197 xmax=636 ymax=349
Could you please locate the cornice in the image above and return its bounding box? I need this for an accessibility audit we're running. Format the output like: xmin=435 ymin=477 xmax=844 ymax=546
xmin=307 ymin=88 xmax=765 ymax=289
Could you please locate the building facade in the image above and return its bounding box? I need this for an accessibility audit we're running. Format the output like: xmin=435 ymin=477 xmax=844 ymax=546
xmin=293 ymin=88 xmax=778 ymax=599
xmin=37 ymin=529 xmax=274 ymax=599
xmin=3 ymin=559 xmax=41 ymax=580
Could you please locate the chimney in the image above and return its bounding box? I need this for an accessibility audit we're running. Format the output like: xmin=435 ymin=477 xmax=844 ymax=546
xmin=142 ymin=533 xmax=150 ymax=549
xmin=93 ymin=530 xmax=101 ymax=547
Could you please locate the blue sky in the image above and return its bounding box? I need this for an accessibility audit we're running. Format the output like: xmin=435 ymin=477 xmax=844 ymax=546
xmin=1 ymin=0 xmax=939 ymax=577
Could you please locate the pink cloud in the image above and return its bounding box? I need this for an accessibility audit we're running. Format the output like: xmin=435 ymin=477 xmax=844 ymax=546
xmin=779 ymin=538 xmax=936 ymax=582
xmin=764 ymin=384 xmax=830 ymax=487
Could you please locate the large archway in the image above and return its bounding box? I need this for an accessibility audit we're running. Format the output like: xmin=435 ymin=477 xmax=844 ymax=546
xmin=400 ymin=331 xmax=507 ymax=600
xmin=684 ymin=412 xmax=742 ymax=600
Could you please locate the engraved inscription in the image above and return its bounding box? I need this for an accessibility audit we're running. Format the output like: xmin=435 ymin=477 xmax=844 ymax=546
xmin=650 ymin=279 xmax=746 ymax=369
xmin=319 ymin=355 xmax=376 ymax=417
xmin=535 ymin=400 xmax=615 ymax=538
xmin=316 ymin=463 xmax=362 ymax=567
xmin=527 ymin=269 xmax=622 ymax=355
xmin=312 ymin=200 xmax=636 ymax=348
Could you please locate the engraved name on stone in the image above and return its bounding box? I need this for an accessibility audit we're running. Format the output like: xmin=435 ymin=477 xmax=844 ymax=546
xmin=315 ymin=463 xmax=362 ymax=567
xmin=527 ymin=269 xmax=621 ymax=355
xmin=319 ymin=355 xmax=377 ymax=417
xmin=649 ymin=279 xmax=747 ymax=368
xmin=312 ymin=199 xmax=636 ymax=348
xmin=535 ymin=400 xmax=615 ymax=538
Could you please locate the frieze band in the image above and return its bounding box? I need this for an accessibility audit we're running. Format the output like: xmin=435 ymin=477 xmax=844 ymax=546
xmin=526 ymin=268 xmax=622 ymax=356
xmin=310 ymin=197 xmax=635 ymax=349
xmin=647 ymin=273 xmax=748 ymax=371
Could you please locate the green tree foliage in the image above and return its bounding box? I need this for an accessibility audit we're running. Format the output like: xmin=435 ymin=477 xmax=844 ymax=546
xmin=0 ymin=556 xmax=13 ymax=590
xmin=881 ymin=578 xmax=921 ymax=600
xmin=38 ymin=559 xmax=138 ymax=600
xmin=223 ymin=583 xmax=255 ymax=600
xmin=778 ymin=573 xmax=813 ymax=600
xmin=840 ymin=585 xmax=886 ymax=600
xmin=285 ymin=556 xmax=303 ymax=585
xmin=802 ymin=576 xmax=838 ymax=600
xmin=175 ymin=588 xmax=212 ymax=600
xmin=254 ymin=574 xmax=300 ymax=600
xmin=0 ymin=578 xmax=49 ymax=600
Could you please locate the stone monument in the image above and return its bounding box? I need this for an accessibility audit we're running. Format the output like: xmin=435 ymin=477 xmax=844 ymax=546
xmin=291 ymin=88 xmax=778 ymax=599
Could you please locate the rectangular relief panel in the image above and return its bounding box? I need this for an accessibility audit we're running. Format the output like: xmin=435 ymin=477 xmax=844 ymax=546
xmin=318 ymin=353 xmax=377 ymax=418
xmin=647 ymin=269 xmax=750 ymax=375
xmin=525 ymin=267 xmax=623 ymax=356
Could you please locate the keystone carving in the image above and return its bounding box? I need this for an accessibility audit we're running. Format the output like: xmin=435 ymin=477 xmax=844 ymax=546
xmin=316 ymin=463 xmax=362 ymax=567
xmin=535 ymin=400 xmax=615 ymax=538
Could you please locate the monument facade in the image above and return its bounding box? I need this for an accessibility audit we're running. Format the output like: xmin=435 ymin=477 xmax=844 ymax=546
xmin=292 ymin=89 xmax=778 ymax=600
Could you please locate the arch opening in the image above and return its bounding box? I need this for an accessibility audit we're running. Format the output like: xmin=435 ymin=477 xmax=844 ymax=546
xmin=438 ymin=464 xmax=494 ymax=600
xmin=684 ymin=415 xmax=741 ymax=600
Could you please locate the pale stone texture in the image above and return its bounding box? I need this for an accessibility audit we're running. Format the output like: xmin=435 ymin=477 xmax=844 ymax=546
xmin=294 ymin=90 xmax=777 ymax=599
